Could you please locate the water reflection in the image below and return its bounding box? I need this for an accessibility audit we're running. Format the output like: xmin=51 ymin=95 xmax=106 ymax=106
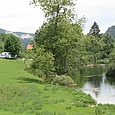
xmin=75 ymin=65 xmax=115 ymax=104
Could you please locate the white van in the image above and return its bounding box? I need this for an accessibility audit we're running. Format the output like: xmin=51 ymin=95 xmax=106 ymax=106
xmin=0 ymin=52 xmax=11 ymax=58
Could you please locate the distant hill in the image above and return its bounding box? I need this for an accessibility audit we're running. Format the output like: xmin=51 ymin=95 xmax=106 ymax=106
xmin=14 ymin=32 xmax=35 ymax=38
xmin=0 ymin=28 xmax=35 ymax=46
xmin=105 ymin=25 xmax=115 ymax=38
xmin=0 ymin=28 xmax=6 ymax=33
xmin=0 ymin=28 xmax=35 ymax=38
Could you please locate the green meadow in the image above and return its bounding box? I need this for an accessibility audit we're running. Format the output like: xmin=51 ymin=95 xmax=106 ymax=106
xmin=0 ymin=58 xmax=115 ymax=115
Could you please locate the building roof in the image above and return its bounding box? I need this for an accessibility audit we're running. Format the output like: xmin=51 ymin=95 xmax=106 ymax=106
xmin=26 ymin=44 xmax=33 ymax=50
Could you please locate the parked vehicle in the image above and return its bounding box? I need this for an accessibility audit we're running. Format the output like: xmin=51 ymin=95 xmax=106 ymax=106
xmin=0 ymin=52 xmax=11 ymax=58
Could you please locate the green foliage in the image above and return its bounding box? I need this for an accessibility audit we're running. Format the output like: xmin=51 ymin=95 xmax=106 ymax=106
xmin=30 ymin=0 xmax=114 ymax=79
xmin=31 ymin=0 xmax=76 ymax=21
xmin=88 ymin=22 xmax=100 ymax=37
xmin=95 ymin=104 xmax=115 ymax=115
xmin=21 ymin=49 xmax=35 ymax=59
xmin=76 ymin=35 xmax=104 ymax=63
xmin=32 ymin=0 xmax=86 ymax=75
xmin=105 ymin=35 xmax=115 ymax=77
xmin=105 ymin=25 xmax=115 ymax=38
xmin=106 ymin=71 xmax=115 ymax=86
xmin=0 ymin=33 xmax=7 ymax=42
xmin=102 ymin=33 xmax=115 ymax=57
xmin=52 ymin=75 xmax=75 ymax=86
xmin=71 ymin=91 xmax=97 ymax=106
xmin=66 ymin=47 xmax=87 ymax=71
xmin=0 ymin=33 xmax=8 ymax=52
xmin=30 ymin=47 xmax=55 ymax=78
xmin=4 ymin=34 xmax=22 ymax=57
xmin=108 ymin=53 xmax=115 ymax=62
xmin=106 ymin=63 xmax=115 ymax=77
xmin=0 ymin=40 xmax=4 ymax=52
xmin=0 ymin=58 xmax=42 ymax=86
xmin=1 ymin=59 xmax=115 ymax=115
xmin=0 ymin=59 xmax=97 ymax=115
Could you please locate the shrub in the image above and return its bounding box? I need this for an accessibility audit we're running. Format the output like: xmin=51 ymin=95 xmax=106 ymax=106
xmin=106 ymin=63 xmax=115 ymax=77
xmin=30 ymin=47 xmax=55 ymax=79
xmin=108 ymin=53 xmax=115 ymax=62
xmin=95 ymin=104 xmax=115 ymax=115
xmin=52 ymin=75 xmax=75 ymax=86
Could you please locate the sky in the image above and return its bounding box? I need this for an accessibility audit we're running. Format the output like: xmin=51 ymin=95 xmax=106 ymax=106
xmin=0 ymin=0 xmax=115 ymax=34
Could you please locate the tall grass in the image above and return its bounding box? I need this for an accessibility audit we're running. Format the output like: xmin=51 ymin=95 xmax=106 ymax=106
xmin=0 ymin=58 xmax=115 ymax=115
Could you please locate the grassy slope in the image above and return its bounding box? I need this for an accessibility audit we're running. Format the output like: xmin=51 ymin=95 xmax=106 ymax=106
xmin=0 ymin=58 xmax=114 ymax=115
xmin=0 ymin=59 xmax=40 ymax=86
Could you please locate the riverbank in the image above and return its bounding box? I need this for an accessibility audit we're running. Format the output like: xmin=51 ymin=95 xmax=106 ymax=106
xmin=0 ymin=58 xmax=115 ymax=115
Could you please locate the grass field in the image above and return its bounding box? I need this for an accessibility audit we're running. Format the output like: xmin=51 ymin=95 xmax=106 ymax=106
xmin=0 ymin=58 xmax=115 ymax=115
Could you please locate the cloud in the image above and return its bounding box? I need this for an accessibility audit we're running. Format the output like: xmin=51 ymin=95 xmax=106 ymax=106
xmin=75 ymin=0 xmax=115 ymax=34
xmin=0 ymin=0 xmax=44 ymax=33
xmin=0 ymin=0 xmax=114 ymax=34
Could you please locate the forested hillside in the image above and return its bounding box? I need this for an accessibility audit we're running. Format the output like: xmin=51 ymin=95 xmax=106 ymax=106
xmin=0 ymin=28 xmax=34 ymax=37
xmin=105 ymin=25 xmax=115 ymax=38
xmin=0 ymin=28 xmax=35 ymax=46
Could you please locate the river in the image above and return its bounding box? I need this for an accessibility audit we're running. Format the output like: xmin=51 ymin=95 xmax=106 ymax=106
xmin=75 ymin=64 xmax=115 ymax=104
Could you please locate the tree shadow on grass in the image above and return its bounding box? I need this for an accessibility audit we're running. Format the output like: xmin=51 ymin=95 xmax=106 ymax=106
xmin=17 ymin=77 xmax=44 ymax=84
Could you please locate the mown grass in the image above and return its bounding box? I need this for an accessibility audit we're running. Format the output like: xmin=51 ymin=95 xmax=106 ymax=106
xmin=0 ymin=58 xmax=115 ymax=115
xmin=0 ymin=59 xmax=42 ymax=86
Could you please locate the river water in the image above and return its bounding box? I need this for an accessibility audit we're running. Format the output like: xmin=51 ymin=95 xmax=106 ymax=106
xmin=76 ymin=64 xmax=115 ymax=104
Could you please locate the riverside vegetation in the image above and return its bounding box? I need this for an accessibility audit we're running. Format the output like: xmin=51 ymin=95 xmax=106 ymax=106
xmin=0 ymin=58 xmax=115 ymax=115
xmin=1 ymin=0 xmax=115 ymax=114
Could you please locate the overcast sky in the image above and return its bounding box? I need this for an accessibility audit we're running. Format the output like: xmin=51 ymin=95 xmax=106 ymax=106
xmin=0 ymin=0 xmax=115 ymax=34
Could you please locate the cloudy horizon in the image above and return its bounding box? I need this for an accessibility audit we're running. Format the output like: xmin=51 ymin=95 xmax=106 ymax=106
xmin=0 ymin=0 xmax=115 ymax=34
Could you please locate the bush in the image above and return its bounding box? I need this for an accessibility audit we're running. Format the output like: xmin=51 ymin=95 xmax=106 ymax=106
xmin=108 ymin=53 xmax=115 ymax=62
xmin=95 ymin=104 xmax=115 ymax=115
xmin=106 ymin=63 xmax=115 ymax=77
xmin=30 ymin=47 xmax=55 ymax=79
xmin=52 ymin=75 xmax=75 ymax=86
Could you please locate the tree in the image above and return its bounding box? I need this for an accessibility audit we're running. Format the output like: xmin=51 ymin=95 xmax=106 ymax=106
xmin=88 ymin=22 xmax=100 ymax=37
xmin=0 ymin=40 xmax=4 ymax=52
xmin=77 ymin=35 xmax=105 ymax=63
xmin=31 ymin=0 xmax=85 ymax=75
xmin=0 ymin=33 xmax=7 ymax=42
xmin=31 ymin=0 xmax=75 ymax=21
xmin=4 ymin=34 xmax=22 ymax=57
xmin=0 ymin=33 xmax=8 ymax=52
xmin=102 ymin=34 xmax=115 ymax=57
xmin=106 ymin=63 xmax=115 ymax=77
xmin=108 ymin=53 xmax=115 ymax=63
xmin=30 ymin=47 xmax=55 ymax=78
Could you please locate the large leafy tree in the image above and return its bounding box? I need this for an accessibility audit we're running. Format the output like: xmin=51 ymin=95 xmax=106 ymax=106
xmin=0 ymin=33 xmax=8 ymax=52
xmin=32 ymin=0 xmax=85 ymax=75
xmin=102 ymin=34 xmax=115 ymax=57
xmin=0 ymin=40 xmax=4 ymax=53
xmin=88 ymin=22 xmax=100 ymax=37
xmin=4 ymin=34 xmax=22 ymax=57
xmin=77 ymin=35 xmax=105 ymax=63
xmin=0 ymin=33 xmax=7 ymax=42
